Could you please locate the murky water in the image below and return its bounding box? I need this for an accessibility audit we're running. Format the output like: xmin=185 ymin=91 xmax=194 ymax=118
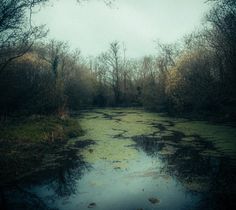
xmin=5 ymin=109 xmax=236 ymax=210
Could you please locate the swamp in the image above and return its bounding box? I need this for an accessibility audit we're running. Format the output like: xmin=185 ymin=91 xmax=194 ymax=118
xmin=0 ymin=0 xmax=236 ymax=209
xmin=1 ymin=108 xmax=236 ymax=210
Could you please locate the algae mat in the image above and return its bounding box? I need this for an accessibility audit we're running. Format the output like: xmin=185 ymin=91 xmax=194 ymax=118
xmin=80 ymin=108 xmax=236 ymax=161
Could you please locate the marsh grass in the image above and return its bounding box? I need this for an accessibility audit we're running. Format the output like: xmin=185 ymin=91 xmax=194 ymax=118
xmin=0 ymin=116 xmax=82 ymax=142
xmin=0 ymin=116 xmax=84 ymax=186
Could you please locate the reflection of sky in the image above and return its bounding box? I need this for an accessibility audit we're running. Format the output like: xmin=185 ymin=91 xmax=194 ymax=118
xmin=33 ymin=0 xmax=210 ymax=58
xmin=33 ymin=150 xmax=200 ymax=210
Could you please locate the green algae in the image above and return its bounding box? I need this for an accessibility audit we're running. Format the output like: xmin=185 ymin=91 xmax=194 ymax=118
xmin=158 ymin=145 xmax=178 ymax=155
xmin=81 ymin=138 xmax=138 ymax=168
xmin=78 ymin=109 xmax=170 ymax=168
xmin=199 ymin=149 xmax=223 ymax=158
xmin=181 ymin=136 xmax=195 ymax=142
xmin=171 ymin=121 xmax=236 ymax=157
xmin=79 ymin=108 xmax=236 ymax=162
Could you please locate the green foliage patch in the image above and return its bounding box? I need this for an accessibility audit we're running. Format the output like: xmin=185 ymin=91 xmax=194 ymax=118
xmin=0 ymin=116 xmax=83 ymax=186
xmin=0 ymin=116 xmax=82 ymax=142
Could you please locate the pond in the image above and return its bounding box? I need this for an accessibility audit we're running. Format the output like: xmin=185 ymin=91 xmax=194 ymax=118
xmin=4 ymin=108 xmax=236 ymax=210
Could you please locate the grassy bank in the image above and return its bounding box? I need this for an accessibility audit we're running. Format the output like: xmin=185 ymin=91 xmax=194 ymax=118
xmin=0 ymin=116 xmax=82 ymax=142
xmin=0 ymin=116 xmax=83 ymax=187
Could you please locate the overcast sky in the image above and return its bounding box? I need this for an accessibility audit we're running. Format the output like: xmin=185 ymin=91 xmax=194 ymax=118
xmin=33 ymin=0 xmax=210 ymax=58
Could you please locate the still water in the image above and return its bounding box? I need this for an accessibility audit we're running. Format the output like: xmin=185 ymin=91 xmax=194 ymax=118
xmin=7 ymin=109 xmax=236 ymax=210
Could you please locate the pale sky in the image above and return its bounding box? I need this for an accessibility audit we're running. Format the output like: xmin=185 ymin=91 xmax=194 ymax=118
xmin=33 ymin=0 xmax=210 ymax=58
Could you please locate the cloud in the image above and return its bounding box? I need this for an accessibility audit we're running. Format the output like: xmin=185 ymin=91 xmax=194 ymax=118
xmin=33 ymin=0 xmax=210 ymax=58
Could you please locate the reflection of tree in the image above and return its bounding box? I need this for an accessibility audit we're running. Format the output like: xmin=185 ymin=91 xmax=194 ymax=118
xmin=164 ymin=142 xmax=236 ymax=210
xmin=50 ymin=154 xmax=87 ymax=197
xmin=2 ymin=140 xmax=92 ymax=210
xmin=3 ymin=186 xmax=57 ymax=210
xmin=132 ymin=127 xmax=236 ymax=210
xmin=37 ymin=142 xmax=91 ymax=198
xmin=200 ymin=159 xmax=236 ymax=210
xmin=133 ymin=135 xmax=164 ymax=157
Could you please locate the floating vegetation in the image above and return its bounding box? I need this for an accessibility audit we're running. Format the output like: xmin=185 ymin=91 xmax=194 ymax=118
xmin=3 ymin=109 xmax=236 ymax=210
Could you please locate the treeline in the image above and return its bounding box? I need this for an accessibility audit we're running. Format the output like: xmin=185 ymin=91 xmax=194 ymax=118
xmin=0 ymin=41 xmax=96 ymax=116
xmin=0 ymin=0 xmax=235 ymax=120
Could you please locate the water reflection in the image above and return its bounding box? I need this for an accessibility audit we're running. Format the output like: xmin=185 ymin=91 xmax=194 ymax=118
xmin=132 ymin=121 xmax=236 ymax=210
xmin=1 ymin=140 xmax=92 ymax=210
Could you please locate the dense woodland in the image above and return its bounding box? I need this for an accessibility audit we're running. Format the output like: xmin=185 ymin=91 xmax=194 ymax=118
xmin=0 ymin=0 xmax=236 ymax=120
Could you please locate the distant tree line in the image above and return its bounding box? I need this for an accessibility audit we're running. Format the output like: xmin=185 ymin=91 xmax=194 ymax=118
xmin=0 ymin=0 xmax=235 ymax=120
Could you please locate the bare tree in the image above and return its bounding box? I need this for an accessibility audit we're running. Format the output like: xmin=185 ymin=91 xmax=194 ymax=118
xmin=100 ymin=41 xmax=122 ymax=104
xmin=0 ymin=0 xmax=116 ymax=74
xmin=0 ymin=0 xmax=48 ymax=73
xmin=205 ymin=0 xmax=236 ymax=84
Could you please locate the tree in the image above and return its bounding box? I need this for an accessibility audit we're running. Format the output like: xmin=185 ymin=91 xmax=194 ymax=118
xmin=165 ymin=49 xmax=217 ymax=113
xmin=0 ymin=0 xmax=47 ymax=73
xmin=205 ymin=0 xmax=236 ymax=93
xmin=100 ymin=41 xmax=122 ymax=105
xmin=0 ymin=0 xmax=115 ymax=73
